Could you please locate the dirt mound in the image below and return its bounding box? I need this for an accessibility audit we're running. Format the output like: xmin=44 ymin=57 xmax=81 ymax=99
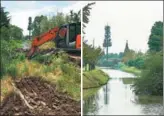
xmin=1 ymin=77 xmax=81 ymax=115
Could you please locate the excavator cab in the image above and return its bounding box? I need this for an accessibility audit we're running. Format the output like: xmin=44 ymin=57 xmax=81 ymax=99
xmin=55 ymin=22 xmax=81 ymax=51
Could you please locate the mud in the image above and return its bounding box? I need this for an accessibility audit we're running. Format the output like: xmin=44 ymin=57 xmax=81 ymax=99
xmin=1 ymin=77 xmax=81 ymax=115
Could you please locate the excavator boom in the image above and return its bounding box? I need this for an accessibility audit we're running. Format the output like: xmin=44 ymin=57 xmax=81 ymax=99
xmin=27 ymin=27 xmax=60 ymax=59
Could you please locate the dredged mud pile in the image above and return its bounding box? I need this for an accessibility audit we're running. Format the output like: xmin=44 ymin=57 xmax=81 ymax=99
xmin=1 ymin=77 xmax=81 ymax=115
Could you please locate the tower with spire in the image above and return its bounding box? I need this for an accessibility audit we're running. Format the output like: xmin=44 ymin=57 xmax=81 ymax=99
xmin=124 ymin=40 xmax=130 ymax=54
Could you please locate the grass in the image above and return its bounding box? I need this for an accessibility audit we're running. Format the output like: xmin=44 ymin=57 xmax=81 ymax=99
xmin=83 ymin=88 xmax=100 ymax=100
xmin=83 ymin=69 xmax=109 ymax=89
xmin=122 ymin=78 xmax=136 ymax=84
xmin=120 ymin=65 xmax=141 ymax=76
xmin=1 ymin=76 xmax=14 ymax=102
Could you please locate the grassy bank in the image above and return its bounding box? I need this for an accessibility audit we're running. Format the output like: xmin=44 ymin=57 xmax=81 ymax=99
xmin=83 ymin=69 xmax=109 ymax=99
xmin=120 ymin=65 xmax=141 ymax=76
xmin=83 ymin=69 xmax=109 ymax=89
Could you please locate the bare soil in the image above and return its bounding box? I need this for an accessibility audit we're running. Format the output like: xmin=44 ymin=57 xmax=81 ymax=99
xmin=0 ymin=77 xmax=81 ymax=115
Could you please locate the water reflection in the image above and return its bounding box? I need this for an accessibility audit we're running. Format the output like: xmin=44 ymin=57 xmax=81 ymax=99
xmin=103 ymin=84 xmax=109 ymax=105
xmin=83 ymin=91 xmax=100 ymax=115
xmin=83 ymin=69 xmax=163 ymax=115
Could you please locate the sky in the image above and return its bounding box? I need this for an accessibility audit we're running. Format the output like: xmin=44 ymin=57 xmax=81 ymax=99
xmin=1 ymin=1 xmax=86 ymax=35
xmin=84 ymin=1 xmax=163 ymax=53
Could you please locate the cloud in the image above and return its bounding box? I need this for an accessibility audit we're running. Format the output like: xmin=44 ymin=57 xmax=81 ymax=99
xmin=85 ymin=1 xmax=163 ymax=53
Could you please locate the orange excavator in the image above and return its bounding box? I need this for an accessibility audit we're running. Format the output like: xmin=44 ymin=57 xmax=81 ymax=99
xmin=27 ymin=22 xmax=81 ymax=59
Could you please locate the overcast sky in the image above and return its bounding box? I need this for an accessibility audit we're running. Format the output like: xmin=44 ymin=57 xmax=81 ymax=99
xmin=85 ymin=1 xmax=163 ymax=53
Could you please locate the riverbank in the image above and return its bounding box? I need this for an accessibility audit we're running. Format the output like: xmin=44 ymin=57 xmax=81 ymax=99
xmin=120 ymin=65 xmax=141 ymax=76
xmin=83 ymin=69 xmax=109 ymax=99
xmin=83 ymin=69 xmax=109 ymax=89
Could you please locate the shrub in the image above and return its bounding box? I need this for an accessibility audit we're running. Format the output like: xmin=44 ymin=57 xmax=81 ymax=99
xmin=132 ymin=52 xmax=163 ymax=96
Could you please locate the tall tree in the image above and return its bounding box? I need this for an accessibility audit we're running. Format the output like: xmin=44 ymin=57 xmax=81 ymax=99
xmin=0 ymin=5 xmax=10 ymax=28
xmin=31 ymin=15 xmax=44 ymax=37
xmin=148 ymin=21 xmax=163 ymax=52
xmin=40 ymin=16 xmax=50 ymax=33
xmin=67 ymin=10 xmax=81 ymax=23
xmin=73 ymin=10 xmax=81 ymax=23
xmin=27 ymin=17 xmax=32 ymax=39
xmin=103 ymin=25 xmax=112 ymax=61
xmin=55 ymin=12 xmax=66 ymax=27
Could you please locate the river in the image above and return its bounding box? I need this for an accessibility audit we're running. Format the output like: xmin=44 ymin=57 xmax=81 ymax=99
xmin=83 ymin=68 xmax=163 ymax=115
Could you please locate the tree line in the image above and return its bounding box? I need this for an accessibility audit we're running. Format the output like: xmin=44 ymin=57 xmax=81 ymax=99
xmin=27 ymin=10 xmax=81 ymax=39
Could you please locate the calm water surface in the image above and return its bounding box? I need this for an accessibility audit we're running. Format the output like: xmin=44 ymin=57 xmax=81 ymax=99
xmin=83 ymin=68 xmax=163 ymax=115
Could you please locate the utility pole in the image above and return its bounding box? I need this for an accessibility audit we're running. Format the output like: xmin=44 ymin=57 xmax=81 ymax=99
xmin=93 ymin=38 xmax=95 ymax=48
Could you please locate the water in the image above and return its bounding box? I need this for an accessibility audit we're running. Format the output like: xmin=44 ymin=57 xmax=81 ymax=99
xmin=83 ymin=68 xmax=163 ymax=115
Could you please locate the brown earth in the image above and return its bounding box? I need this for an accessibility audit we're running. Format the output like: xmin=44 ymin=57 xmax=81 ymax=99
xmin=0 ymin=77 xmax=81 ymax=115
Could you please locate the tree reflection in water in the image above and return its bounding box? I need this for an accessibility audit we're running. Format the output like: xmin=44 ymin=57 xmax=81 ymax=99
xmin=103 ymin=84 xmax=110 ymax=105
xmin=83 ymin=89 xmax=100 ymax=115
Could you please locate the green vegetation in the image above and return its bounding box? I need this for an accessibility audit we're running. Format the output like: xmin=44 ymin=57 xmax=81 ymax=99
xmin=137 ymin=95 xmax=163 ymax=104
xmin=122 ymin=78 xmax=135 ymax=84
xmin=83 ymin=43 xmax=104 ymax=70
xmin=148 ymin=21 xmax=163 ymax=52
xmin=97 ymin=52 xmax=123 ymax=68
xmin=118 ymin=63 xmax=141 ymax=76
xmin=103 ymin=25 xmax=112 ymax=59
xmin=132 ymin=21 xmax=163 ymax=96
xmin=132 ymin=51 xmax=163 ymax=96
xmin=83 ymin=88 xmax=99 ymax=99
xmin=83 ymin=69 xmax=109 ymax=89
xmin=30 ymin=11 xmax=80 ymax=38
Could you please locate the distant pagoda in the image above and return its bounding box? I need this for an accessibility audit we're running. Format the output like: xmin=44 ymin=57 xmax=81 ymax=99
xmin=124 ymin=40 xmax=130 ymax=54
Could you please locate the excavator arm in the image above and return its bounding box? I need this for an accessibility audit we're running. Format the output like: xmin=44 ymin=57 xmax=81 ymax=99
xmin=27 ymin=27 xmax=60 ymax=59
xmin=27 ymin=26 xmax=67 ymax=59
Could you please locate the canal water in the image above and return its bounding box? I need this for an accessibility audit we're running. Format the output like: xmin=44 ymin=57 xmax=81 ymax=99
xmin=83 ymin=68 xmax=163 ymax=115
